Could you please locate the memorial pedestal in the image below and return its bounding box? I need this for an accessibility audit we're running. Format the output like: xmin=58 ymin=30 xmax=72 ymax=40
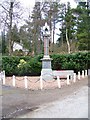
xmin=41 ymin=56 xmax=53 ymax=80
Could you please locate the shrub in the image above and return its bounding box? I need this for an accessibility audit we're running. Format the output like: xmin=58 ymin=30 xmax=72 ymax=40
xmin=51 ymin=52 xmax=89 ymax=73
xmin=2 ymin=51 xmax=89 ymax=76
xmin=17 ymin=61 xmax=32 ymax=76
xmin=2 ymin=56 xmax=20 ymax=76
xmin=28 ymin=58 xmax=42 ymax=76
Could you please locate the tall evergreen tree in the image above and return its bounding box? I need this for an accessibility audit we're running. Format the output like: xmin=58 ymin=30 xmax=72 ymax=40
xmin=57 ymin=2 xmax=76 ymax=53
xmin=12 ymin=24 xmax=20 ymax=43
xmin=74 ymin=2 xmax=90 ymax=50
xmin=31 ymin=2 xmax=43 ymax=55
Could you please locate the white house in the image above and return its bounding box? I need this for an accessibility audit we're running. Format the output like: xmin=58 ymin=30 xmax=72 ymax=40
xmin=13 ymin=42 xmax=29 ymax=54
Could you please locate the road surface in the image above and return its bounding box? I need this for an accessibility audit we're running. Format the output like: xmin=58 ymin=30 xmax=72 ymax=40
xmin=19 ymin=86 xmax=88 ymax=118
xmin=1 ymin=77 xmax=88 ymax=119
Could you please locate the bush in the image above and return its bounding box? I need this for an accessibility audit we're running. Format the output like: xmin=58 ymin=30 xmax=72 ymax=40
xmin=28 ymin=58 xmax=42 ymax=76
xmin=17 ymin=59 xmax=32 ymax=76
xmin=2 ymin=51 xmax=89 ymax=76
xmin=51 ymin=52 xmax=89 ymax=73
xmin=2 ymin=56 xmax=32 ymax=76
xmin=2 ymin=56 xmax=20 ymax=76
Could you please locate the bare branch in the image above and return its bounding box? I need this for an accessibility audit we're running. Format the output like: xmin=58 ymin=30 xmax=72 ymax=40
xmin=1 ymin=16 xmax=9 ymax=28
xmin=0 ymin=4 xmax=9 ymax=13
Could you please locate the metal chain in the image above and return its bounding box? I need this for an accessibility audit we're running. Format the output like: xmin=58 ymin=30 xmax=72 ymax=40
xmin=27 ymin=78 xmax=39 ymax=83
xmin=35 ymin=78 xmax=40 ymax=83
xmin=15 ymin=77 xmax=24 ymax=81
xmin=6 ymin=77 xmax=12 ymax=80
xmin=43 ymin=79 xmax=56 ymax=83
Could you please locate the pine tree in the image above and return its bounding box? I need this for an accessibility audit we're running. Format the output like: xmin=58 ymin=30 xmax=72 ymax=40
xmin=74 ymin=2 xmax=90 ymax=50
xmin=57 ymin=2 xmax=76 ymax=53
xmin=31 ymin=2 xmax=43 ymax=55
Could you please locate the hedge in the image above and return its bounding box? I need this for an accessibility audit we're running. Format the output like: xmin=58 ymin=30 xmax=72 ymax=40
xmin=2 ymin=52 xmax=89 ymax=76
xmin=51 ymin=52 xmax=89 ymax=73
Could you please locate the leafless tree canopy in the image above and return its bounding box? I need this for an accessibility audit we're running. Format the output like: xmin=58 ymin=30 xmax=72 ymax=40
xmin=0 ymin=0 xmax=23 ymax=31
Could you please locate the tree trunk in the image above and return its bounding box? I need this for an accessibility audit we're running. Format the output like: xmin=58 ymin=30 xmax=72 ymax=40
xmin=66 ymin=28 xmax=71 ymax=53
xmin=52 ymin=20 xmax=55 ymax=53
xmin=9 ymin=1 xmax=14 ymax=55
xmin=50 ymin=20 xmax=52 ymax=53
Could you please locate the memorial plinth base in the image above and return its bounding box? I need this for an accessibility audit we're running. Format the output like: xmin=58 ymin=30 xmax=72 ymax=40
xmin=41 ymin=69 xmax=53 ymax=80
xmin=41 ymin=56 xmax=53 ymax=80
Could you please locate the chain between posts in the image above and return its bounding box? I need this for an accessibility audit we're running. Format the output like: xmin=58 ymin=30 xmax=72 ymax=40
xmin=1 ymin=69 xmax=88 ymax=89
xmin=27 ymin=78 xmax=40 ymax=83
xmin=6 ymin=77 xmax=12 ymax=80
xmin=15 ymin=77 xmax=24 ymax=81
xmin=43 ymin=79 xmax=56 ymax=83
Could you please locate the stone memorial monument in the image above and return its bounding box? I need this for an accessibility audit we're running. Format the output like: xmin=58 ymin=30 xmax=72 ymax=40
xmin=41 ymin=22 xmax=53 ymax=80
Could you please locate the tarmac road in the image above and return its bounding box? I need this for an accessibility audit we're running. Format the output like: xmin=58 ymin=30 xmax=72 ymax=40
xmin=18 ymin=86 xmax=88 ymax=118
xmin=1 ymin=77 xmax=88 ymax=119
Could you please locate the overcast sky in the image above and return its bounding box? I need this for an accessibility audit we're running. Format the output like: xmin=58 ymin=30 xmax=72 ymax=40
xmin=19 ymin=0 xmax=77 ymax=9
xmin=0 ymin=0 xmax=78 ymax=41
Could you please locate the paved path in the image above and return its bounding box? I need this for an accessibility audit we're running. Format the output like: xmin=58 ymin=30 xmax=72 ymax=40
xmin=1 ymin=78 xmax=88 ymax=119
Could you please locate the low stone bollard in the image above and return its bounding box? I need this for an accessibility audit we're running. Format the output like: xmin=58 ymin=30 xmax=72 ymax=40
xmin=3 ymin=71 xmax=5 ymax=84
xmin=73 ymin=73 xmax=76 ymax=83
xmin=67 ymin=75 xmax=70 ymax=85
xmin=82 ymin=70 xmax=84 ymax=78
xmin=12 ymin=75 xmax=15 ymax=87
xmin=40 ymin=76 xmax=43 ymax=90
xmin=57 ymin=76 xmax=61 ymax=88
xmin=1 ymin=71 xmax=5 ymax=85
xmin=78 ymin=71 xmax=80 ymax=80
xmin=24 ymin=76 xmax=28 ymax=89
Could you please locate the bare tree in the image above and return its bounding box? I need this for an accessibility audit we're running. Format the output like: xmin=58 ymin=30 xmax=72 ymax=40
xmin=0 ymin=0 xmax=23 ymax=55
